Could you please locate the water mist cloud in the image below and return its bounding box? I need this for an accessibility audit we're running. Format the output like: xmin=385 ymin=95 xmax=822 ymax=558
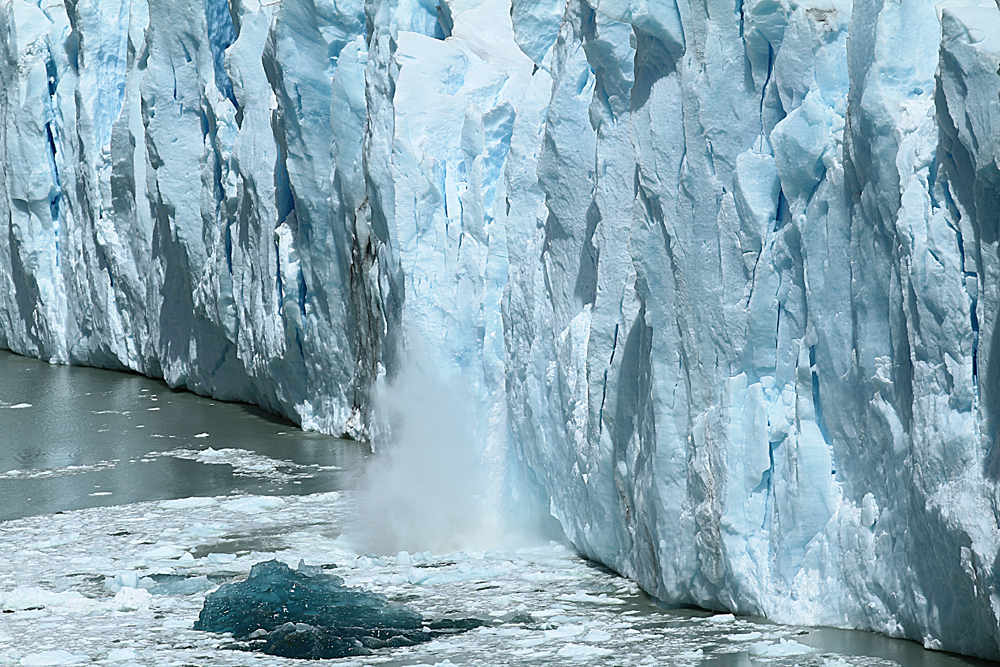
xmin=355 ymin=348 xmax=501 ymax=555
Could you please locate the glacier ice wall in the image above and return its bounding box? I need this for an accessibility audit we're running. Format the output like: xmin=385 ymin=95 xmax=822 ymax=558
xmin=3 ymin=0 xmax=1000 ymax=657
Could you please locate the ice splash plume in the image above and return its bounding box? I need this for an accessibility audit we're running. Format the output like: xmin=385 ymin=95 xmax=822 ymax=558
xmin=355 ymin=341 xmax=505 ymax=555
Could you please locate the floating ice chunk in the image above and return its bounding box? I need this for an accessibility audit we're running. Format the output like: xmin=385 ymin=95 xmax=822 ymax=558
xmin=531 ymin=608 xmax=568 ymax=618
xmin=159 ymin=497 xmax=219 ymax=509
xmin=726 ymin=631 xmax=764 ymax=641
xmin=675 ymin=649 xmax=704 ymax=658
xmin=105 ymin=648 xmax=137 ymax=662
xmin=556 ymin=592 xmax=625 ymax=605
xmin=748 ymin=638 xmax=814 ymax=656
xmin=8 ymin=403 xmax=31 ymax=409
xmin=207 ymin=553 xmax=236 ymax=564
xmin=1 ymin=587 xmax=84 ymax=611
xmin=18 ymin=651 xmax=87 ymax=665
xmin=581 ymin=629 xmax=612 ymax=642
xmin=105 ymin=571 xmax=141 ymax=593
xmin=297 ymin=491 xmax=342 ymax=503
xmin=113 ymin=587 xmax=151 ymax=612
xmin=141 ymin=545 xmax=185 ymax=560
xmin=194 ymin=433 xmax=210 ymax=438
xmin=396 ymin=551 xmax=412 ymax=566
xmin=555 ymin=643 xmax=614 ymax=659
xmin=543 ymin=624 xmax=585 ymax=639
xmin=706 ymin=613 xmax=736 ymax=623
xmin=221 ymin=496 xmax=287 ymax=513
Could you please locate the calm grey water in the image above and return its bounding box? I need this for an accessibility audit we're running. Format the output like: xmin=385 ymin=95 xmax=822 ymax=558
xmin=0 ymin=349 xmax=994 ymax=667
xmin=0 ymin=350 xmax=367 ymax=521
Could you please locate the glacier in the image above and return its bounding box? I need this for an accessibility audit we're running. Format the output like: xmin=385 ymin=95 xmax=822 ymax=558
xmin=3 ymin=0 xmax=1000 ymax=658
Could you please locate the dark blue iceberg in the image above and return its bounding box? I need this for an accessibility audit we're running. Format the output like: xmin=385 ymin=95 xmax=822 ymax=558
xmin=194 ymin=559 xmax=430 ymax=659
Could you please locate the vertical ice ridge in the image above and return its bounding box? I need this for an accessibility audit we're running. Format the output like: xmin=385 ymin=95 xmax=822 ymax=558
xmin=204 ymin=0 xmax=236 ymax=106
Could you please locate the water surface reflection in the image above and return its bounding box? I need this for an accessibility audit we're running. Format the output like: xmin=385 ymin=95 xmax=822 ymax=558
xmin=0 ymin=350 xmax=366 ymax=520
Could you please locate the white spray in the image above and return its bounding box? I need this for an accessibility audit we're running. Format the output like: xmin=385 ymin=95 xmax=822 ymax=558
xmin=354 ymin=337 xmax=508 ymax=555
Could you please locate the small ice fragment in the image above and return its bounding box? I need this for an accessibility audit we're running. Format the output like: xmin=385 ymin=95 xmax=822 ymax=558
xmin=207 ymin=553 xmax=236 ymax=564
xmin=18 ymin=650 xmax=87 ymax=665
xmin=543 ymin=624 xmax=585 ymax=639
xmin=582 ymin=629 xmax=612 ymax=642
xmin=2 ymin=587 xmax=85 ymax=611
xmin=396 ymin=551 xmax=412 ymax=567
xmin=106 ymin=648 xmax=137 ymax=662
xmin=221 ymin=496 xmax=286 ymax=513
xmin=159 ymin=497 xmax=218 ymax=509
xmin=194 ymin=432 xmax=209 ymax=438
xmin=89 ymin=492 xmax=112 ymax=497
xmin=726 ymin=631 xmax=763 ymax=642
xmin=706 ymin=613 xmax=736 ymax=623
xmin=112 ymin=587 xmax=151 ymax=612
xmin=676 ymin=649 xmax=704 ymax=658
xmin=105 ymin=571 xmax=140 ymax=593
xmin=141 ymin=544 xmax=184 ymax=560
xmin=555 ymin=643 xmax=614 ymax=659
xmin=147 ymin=407 xmax=160 ymax=411
xmin=9 ymin=403 xmax=31 ymax=409
xmin=748 ymin=638 xmax=813 ymax=656
xmin=556 ymin=591 xmax=625 ymax=605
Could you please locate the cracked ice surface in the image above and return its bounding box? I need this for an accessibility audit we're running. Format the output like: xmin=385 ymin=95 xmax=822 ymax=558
xmin=4 ymin=0 xmax=1000 ymax=658
xmin=0 ymin=492 xmax=900 ymax=667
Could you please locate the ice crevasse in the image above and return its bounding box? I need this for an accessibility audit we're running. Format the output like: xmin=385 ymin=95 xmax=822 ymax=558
xmin=3 ymin=0 xmax=1000 ymax=657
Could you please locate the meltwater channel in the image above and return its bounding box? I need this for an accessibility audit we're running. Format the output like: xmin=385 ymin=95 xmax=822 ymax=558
xmin=0 ymin=350 xmax=991 ymax=667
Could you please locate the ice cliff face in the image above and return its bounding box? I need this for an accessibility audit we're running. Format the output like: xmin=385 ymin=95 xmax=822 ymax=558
xmin=4 ymin=0 xmax=1000 ymax=657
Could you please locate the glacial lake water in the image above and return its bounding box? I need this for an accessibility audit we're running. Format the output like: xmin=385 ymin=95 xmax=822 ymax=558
xmin=0 ymin=350 xmax=367 ymax=521
xmin=0 ymin=349 xmax=994 ymax=667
